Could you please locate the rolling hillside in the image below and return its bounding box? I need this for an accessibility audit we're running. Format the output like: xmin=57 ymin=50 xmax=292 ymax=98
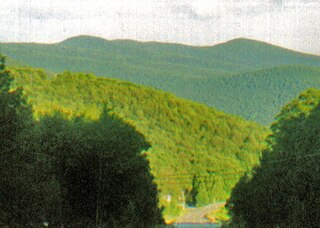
xmin=10 ymin=67 xmax=268 ymax=218
xmin=1 ymin=36 xmax=320 ymax=125
xmin=175 ymin=65 xmax=320 ymax=125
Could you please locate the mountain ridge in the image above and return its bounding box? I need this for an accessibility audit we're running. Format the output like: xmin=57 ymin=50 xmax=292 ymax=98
xmin=1 ymin=35 xmax=320 ymax=125
xmin=2 ymin=35 xmax=320 ymax=57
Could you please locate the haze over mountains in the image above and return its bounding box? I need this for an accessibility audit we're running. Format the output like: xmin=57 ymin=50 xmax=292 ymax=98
xmin=1 ymin=36 xmax=320 ymax=124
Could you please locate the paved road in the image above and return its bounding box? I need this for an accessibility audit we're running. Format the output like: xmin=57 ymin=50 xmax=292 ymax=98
xmin=174 ymin=202 xmax=225 ymax=225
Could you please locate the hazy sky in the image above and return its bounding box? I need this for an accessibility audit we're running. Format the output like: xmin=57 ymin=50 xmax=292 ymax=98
xmin=1 ymin=0 xmax=320 ymax=55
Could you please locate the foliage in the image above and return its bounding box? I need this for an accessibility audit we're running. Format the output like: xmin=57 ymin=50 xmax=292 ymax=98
xmin=207 ymin=205 xmax=230 ymax=224
xmin=202 ymin=65 xmax=320 ymax=124
xmin=0 ymin=55 xmax=63 ymax=226
xmin=2 ymin=36 xmax=320 ymax=125
xmin=37 ymin=111 xmax=163 ymax=227
xmin=0 ymin=57 xmax=163 ymax=226
xmin=10 ymin=67 xmax=268 ymax=218
xmin=226 ymin=88 xmax=320 ymax=227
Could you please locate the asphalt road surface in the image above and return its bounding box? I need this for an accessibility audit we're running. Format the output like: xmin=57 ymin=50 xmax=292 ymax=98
xmin=174 ymin=202 xmax=224 ymax=226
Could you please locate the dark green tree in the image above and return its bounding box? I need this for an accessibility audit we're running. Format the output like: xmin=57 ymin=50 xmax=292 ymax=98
xmin=0 ymin=54 xmax=35 ymax=224
xmin=226 ymin=88 xmax=320 ymax=227
xmin=185 ymin=175 xmax=199 ymax=207
xmin=38 ymin=110 xmax=164 ymax=226
xmin=0 ymin=55 xmax=64 ymax=226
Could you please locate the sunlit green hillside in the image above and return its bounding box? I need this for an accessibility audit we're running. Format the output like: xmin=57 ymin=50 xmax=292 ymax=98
xmin=2 ymin=36 xmax=320 ymax=125
xmin=10 ymin=67 xmax=268 ymax=218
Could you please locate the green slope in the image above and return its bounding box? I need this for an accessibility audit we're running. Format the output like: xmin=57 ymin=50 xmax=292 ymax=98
xmin=2 ymin=36 xmax=320 ymax=125
xmin=10 ymin=67 xmax=268 ymax=218
xmin=2 ymin=36 xmax=320 ymax=79
xmin=209 ymin=38 xmax=320 ymax=69
xmin=175 ymin=65 xmax=320 ymax=125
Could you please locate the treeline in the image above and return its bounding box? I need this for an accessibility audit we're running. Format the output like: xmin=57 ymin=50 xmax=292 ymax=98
xmin=226 ymin=88 xmax=320 ymax=227
xmin=0 ymin=57 xmax=163 ymax=226
xmin=9 ymin=66 xmax=268 ymax=218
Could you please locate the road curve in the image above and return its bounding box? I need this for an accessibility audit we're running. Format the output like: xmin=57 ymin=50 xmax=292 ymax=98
xmin=174 ymin=202 xmax=225 ymax=225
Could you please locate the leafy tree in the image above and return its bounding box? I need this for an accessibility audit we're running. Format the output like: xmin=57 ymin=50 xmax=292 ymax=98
xmin=11 ymin=68 xmax=268 ymax=218
xmin=0 ymin=55 xmax=64 ymax=226
xmin=185 ymin=175 xmax=200 ymax=206
xmin=38 ymin=110 xmax=164 ymax=226
xmin=226 ymin=88 xmax=320 ymax=227
xmin=0 ymin=54 xmax=33 ymax=224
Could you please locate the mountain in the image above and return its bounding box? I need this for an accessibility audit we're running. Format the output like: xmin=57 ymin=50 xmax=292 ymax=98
xmin=209 ymin=38 xmax=320 ymax=69
xmin=1 ymin=36 xmax=320 ymax=125
xmin=180 ymin=65 xmax=320 ymax=124
xmin=10 ymin=67 xmax=268 ymax=219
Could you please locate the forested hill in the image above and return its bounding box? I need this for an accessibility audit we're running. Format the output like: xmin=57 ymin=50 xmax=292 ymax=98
xmin=2 ymin=36 xmax=320 ymax=78
xmin=190 ymin=65 xmax=320 ymax=125
xmin=10 ymin=67 xmax=268 ymax=219
xmin=1 ymin=36 xmax=320 ymax=125
xmin=208 ymin=38 xmax=320 ymax=69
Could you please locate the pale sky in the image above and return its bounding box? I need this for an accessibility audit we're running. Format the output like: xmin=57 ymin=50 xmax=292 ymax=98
xmin=1 ymin=0 xmax=320 ymax=55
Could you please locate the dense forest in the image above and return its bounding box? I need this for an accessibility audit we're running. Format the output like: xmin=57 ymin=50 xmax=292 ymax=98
xmin=0 ymin=57 xmax=163 ymax=226
xmin=1 ymin=36 xmax=320 ymax=125
xmin=2 ymin=36 xmax=320 ymax=225
xmin=226 ymin=88 xmax=320 ymax=227
xmin=204 ymin=65 xmax=320 ymax=124
xmin=5 ymin=65 xmax=268 ymax=220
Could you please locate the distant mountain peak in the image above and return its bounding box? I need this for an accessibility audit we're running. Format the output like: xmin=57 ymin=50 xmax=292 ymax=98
xmin=61 ymin=35 xmax=263 ymax=47
xmin=224 ymin=37 xmax=254 ymax=43
xmin=60 ymin=35 xmax=109 ymax=45
xmin=217 ymin=38 xmax=319 ymax=57
xmin=217 ymin=37 xmax=278 ymax=48
xmin=58 ymin=35 xmax=319 ymax=57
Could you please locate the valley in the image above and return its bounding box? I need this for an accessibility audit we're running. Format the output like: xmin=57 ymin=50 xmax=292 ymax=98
xmin=1 ymin=36 xmax=320 ymax=226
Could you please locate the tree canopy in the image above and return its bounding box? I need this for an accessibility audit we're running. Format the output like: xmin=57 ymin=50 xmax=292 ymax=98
xmin=9 ymin=67 xmax=268 ymax=218
xmin=0 ymin=57 xmax=163 ymax=226
xmin=226 ymin=88 xmax=320 ymax=227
